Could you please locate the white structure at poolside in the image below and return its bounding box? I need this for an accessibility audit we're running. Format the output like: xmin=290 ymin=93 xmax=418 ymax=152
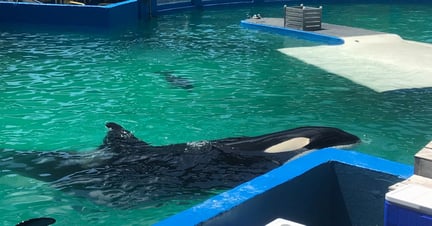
xmin=244 ymin=17 xmax=432 ymax=92
xmin=279 ymin=33 xmax=432 ymax=92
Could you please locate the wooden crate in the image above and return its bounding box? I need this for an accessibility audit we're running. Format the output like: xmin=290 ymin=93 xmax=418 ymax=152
xmin=284 ymin=4 xmax=322 ymax=31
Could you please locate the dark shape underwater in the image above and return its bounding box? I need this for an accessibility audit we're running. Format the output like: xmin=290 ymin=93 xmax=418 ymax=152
xmin=1 ymin=122 xmax=360 ymax=208
xmin=16 ymin=217 xmax=56 ymax=226
xmin=157 ymin=71 xmax=194 ymax=90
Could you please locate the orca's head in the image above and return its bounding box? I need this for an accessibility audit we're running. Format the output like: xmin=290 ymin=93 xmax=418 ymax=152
xmin=263 ymin=126 xmax=361 ymax=154
xmin=101 ymin=122 xmax=149 ymax=151
xmin=303 ymin=127 xmax=361 ymax=150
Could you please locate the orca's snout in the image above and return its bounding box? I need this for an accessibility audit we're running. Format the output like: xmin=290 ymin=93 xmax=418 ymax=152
xmin=342 ymin=129 xmax=361 ymax=144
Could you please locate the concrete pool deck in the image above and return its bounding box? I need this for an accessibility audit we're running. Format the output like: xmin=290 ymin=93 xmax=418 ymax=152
xmin=242 ymin=18 xmax=432 ymax=93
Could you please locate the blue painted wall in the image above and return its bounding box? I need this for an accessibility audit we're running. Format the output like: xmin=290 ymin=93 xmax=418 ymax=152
xmin=156 ymin=149 xmax=413 ymax=226
xmin=0 ymin=0 xmax=430 ymax=28
xmin=0 ymin=0 xmax=138 ymax=28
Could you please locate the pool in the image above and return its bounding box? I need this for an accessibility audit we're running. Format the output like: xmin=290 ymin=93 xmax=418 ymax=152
xmin=1 ymin=3 xmax=432 ymax=225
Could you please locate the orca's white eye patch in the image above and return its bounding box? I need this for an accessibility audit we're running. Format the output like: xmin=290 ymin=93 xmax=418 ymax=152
xmin=264 ymin=137 xmax=310 ymax=153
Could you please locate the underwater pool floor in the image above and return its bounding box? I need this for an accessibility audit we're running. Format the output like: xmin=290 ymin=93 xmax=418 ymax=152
xmin=246 ymin=17 xmax=432 ymax=92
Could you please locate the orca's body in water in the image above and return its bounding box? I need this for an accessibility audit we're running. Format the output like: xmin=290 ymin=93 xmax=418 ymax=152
xmin=1 ymin=122 xmax=360 ymax=208
xmin=157 ymin=71 xmax=194 ymax=89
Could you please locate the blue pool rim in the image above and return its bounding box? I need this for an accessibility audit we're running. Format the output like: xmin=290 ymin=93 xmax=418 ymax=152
xmin=155 ymin=148 xmax=413 ymax=225
xmin=240 ymin=20 xmax=345 ymax=45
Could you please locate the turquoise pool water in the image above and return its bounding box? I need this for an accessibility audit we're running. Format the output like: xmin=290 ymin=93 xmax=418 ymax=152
xmin=1 ymin=3 xmax=432 ymax=225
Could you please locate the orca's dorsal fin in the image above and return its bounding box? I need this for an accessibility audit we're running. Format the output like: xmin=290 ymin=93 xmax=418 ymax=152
xmin=105 ymin=122 xmax=124 ymax=131
xmin=101 ymin=122 xmax=149 ymax=149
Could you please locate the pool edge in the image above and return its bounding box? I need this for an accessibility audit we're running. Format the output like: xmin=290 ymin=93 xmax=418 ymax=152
xmin=240 ymin=20 xmax=345 ymax=45
xmin=154 ymin=148 xmax=413 ymax=225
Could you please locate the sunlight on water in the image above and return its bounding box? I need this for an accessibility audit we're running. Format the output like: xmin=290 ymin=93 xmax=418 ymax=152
xmin=1 ymin=3 xmax=432 ymax=225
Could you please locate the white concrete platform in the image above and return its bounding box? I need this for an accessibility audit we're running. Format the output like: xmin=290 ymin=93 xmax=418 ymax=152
xmin=279 ymin=32 xmax=432 ymax=92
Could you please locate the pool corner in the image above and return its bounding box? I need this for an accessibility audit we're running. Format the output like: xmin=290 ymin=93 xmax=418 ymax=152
xmin=156 ymin=148 xmax=413 ymax=225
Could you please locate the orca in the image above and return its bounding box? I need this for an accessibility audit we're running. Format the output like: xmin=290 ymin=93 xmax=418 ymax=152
xmin=1 ymin=122 xmax=359 ymax=208
xmin=157 ymin=71 xmax=194 ymax=90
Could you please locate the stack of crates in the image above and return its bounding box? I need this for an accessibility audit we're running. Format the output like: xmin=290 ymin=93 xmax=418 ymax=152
xmin=283 ymin=4 xmax=322 ymax=31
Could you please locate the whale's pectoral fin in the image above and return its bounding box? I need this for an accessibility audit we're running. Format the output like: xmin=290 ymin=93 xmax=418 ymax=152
xmin=16 ymin=217 xmax=56 ymax=226
xmin=100 ymin=122 xmax=149 ymax=150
